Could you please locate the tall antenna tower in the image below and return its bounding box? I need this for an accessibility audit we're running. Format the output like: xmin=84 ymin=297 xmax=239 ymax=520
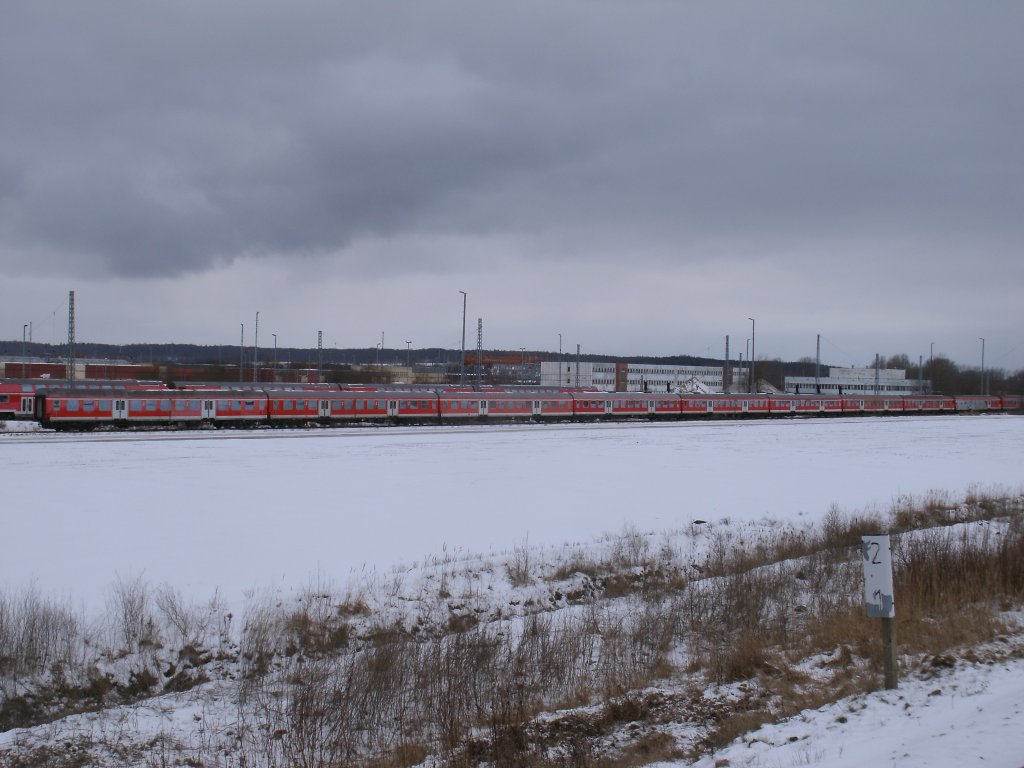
xmin=67 ymin=290 xmax=76 ymax=382
xmin=317 ymin=331 xmax=323 ymax=382
xmin=475 ymin=318 xmax=483 ymax=388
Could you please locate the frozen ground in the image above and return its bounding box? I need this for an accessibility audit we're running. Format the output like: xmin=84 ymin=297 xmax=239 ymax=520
xmin=676 ymin=639 xmax=1024 ymax=768
xmin=2 ymin=414 xmax=1023 ymax=766
xmin=2 ymin=415 xmax=1022 ymax=612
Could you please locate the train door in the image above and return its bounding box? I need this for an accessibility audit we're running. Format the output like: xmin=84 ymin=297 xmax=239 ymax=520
xmin=532 ymin=400 xmax=542 ymax=416
xmin=647 ymin=400 xmax=656 ymax=415
xmin=706 ymin=400 xmax=714 ymax=413
xmin=387 ymin=400 xmax=399 ymax=417
xmin=201 ymin=399 xmax=216 ymax=419
xmin=604 ymin=400 xmax=613 ymax=415
xmin=19 ymin=396 xmax=34 ymax=416
xmin=479 ymin=400 xmax=489 ymax=416
xmin=113 ymin=399 xmax=128 ymax=420
xmin=742 ymin=400 xmax=749 ymax=413
xmin=319 ymin=400 xmax=331 ymax=418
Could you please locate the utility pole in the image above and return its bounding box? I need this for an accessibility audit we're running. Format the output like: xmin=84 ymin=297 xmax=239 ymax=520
xmin=406 ymin=340 xmax=412 ymax=367
xmin=317 ymin=330 xmax=323 ymax=382
xmin=239 ymin=324 xmax=244 ymax=384
xmin=22 ymin=324 xmax=27 ymax=374
xmin=815 ymin=334 xmax=821 ymax=394
xmin=748 ymin=318 xmax=755 ymax=393
xmin=459 ymin=291 xmax=467 ymax=386
xmin=979 ymin=337 xmax=986 ymax=396
xmin=253 ymin=311 xmax=259 ymax=385
xmin=724 ymin=336 xmax=730 ymax=393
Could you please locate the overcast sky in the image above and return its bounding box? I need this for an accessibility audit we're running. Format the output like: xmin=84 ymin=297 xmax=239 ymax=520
xmin=2 ymin=2 xmax=1021 ymax=369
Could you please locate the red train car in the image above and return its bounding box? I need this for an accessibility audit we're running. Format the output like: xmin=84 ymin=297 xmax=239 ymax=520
xmin=38 ymin=390 xmax=264 ymax=428
xmin=1000 ymin=395 xmax=1022 ymax=411
xmin=768 ymin=395 xmax=843 ymax=415
xmin=902 ymin=395 xmax=956 ymax=413
xmin=680 ymin=395 xmax=771 ymax=416
xmin=3 ymin=379 xmax=167 ymax=421
xmin=954 ymin=396 xmax=1002 ymax=412
xmin=0 ymin=381 xmax=36 ymax=419
xmin=840 ymin=396 xmax=904 ymax=414
xmin=568 ymin=392 xmax=680 ymax=418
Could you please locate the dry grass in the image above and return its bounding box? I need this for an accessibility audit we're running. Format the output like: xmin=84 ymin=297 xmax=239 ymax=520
xmin=3 ymin=489 xmax=1024 ymax=767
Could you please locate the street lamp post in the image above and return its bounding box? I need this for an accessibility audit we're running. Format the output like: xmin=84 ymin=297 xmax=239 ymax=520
xmin=253 ymin=311 xmax=259 ymax=385
xmin=979 ymin=337 xmax=986 ymax=396
xmin=748 ymin=318 xmax=756 ymax=393
xmin=272 ymin=334 xmax=277 ymax=375
xmin=22 ymin=324 xmax=27 ymax=372
xmin=459 ymin=291 xmax=467 ymax=385
xmin=406 ymin=340 xmax=412 ymax=367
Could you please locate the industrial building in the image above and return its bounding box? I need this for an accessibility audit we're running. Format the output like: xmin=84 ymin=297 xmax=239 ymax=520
xmin=784 ymin=366 xmax=931 ymax=395
xmin=539 ymin=361 xmax=748 ymax=393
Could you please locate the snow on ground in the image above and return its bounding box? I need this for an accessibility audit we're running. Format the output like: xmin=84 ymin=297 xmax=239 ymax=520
xmin=2 ymin=414 xmax=1024 ymax=766
xmin=2 ymin=415 xmax=1022 ymax=612
xmin=672 ymin=639 xmax=1024 ymax=768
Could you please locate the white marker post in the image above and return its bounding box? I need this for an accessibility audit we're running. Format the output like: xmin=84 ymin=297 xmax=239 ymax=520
xmin=862 ymin=535 xmax=898 ymax=689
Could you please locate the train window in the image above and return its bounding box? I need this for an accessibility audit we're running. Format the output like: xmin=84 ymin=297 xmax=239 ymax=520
xmin=244 ymin=401 xmax=255 ymax=411
xmin=83 ymin=401 xmax=95 ymax=412
xmin=0 ymin=395 xmax=6 ymax=403
xmin=100 ymin=400 xmax=111 ymax=410
xmin=401 ymin=401 xmax=408 ymax=409
xmin=160 ymin=401 xmax=172 ymax=412
xmin=66 ymin=399 xmax=79 ymax=411
xmin=471 ymin=401 xmax=478 ymax=408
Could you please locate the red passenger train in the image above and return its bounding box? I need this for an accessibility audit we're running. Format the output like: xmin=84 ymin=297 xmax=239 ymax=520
xmin=10 ymin=382 xmax=1020 ymax=430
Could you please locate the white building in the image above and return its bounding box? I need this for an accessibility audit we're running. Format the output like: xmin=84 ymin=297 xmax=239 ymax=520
xmin=539 ymin=361 xmax=747 ymax=393
xmin=785 ymin=366 xmax=931 ymax=395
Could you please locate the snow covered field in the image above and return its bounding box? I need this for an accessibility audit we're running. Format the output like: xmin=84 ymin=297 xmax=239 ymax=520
xmin=2 ymin=415 xmax=1022 ymax=612
xmin=677 ymin=636 xmax=1024 ymax=768
xmin=2 ymin=414 xmax=1024 ymax=767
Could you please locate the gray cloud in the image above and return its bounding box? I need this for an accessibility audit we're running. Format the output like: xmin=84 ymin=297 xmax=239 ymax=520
xmin=1 ymin=2 xmax=1022 ymax=363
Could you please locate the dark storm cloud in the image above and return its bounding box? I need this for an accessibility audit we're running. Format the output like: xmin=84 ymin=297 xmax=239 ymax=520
xmin=1 ymin=2 xmax=1022 ymax=279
